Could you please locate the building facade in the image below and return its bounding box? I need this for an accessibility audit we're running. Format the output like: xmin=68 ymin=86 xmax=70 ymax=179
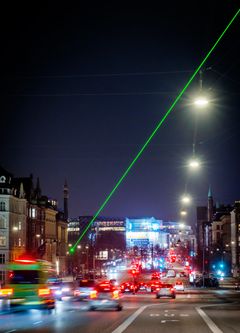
xmin=0 ymin=167 xmax=27 ymax=284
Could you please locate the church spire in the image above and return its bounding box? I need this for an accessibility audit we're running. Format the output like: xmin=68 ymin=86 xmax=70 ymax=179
xmin=63 ymin=179 xmax=69 ymax=221
xmin=207 ymin=186 xmax=214 ymax=222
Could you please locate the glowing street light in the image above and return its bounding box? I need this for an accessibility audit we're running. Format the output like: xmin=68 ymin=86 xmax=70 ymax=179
xmin=180 ymin=209 xmax=187 ymax=216
xmin=194 ymin=96 xmax=209 ymax=107
xmin=188 ymin=158 xmax=200 ymax=169
xmin=181 ymin=195 xmax=191 ymax=205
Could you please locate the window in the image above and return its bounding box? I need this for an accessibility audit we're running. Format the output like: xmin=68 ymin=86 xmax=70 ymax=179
xmin=0 ymin=176 xmax=6 ymax=183
xmin=18 ymin=238 xmax=21 ymax=247
xmin=0 ymin=253 xmax=5 ymax=264
xmin=0 ymin=216 xmax=6 ymax=229
xmin=0 ymin=236 xmax=7 ymax=246
xmin=18 ymin=221 xmax=22 ymax=230
xmin=217 ymin=225 xmax=220 ymax=230
xmin=9 ymin=270 xmax=40 ymax=284
xmin=0 ymin=202 xmax=6 ymax=211
xmin=31 ymin=208 xmax=36 ymax=218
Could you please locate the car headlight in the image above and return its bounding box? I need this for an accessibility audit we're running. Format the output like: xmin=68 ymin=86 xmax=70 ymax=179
xmin=62 ymin=288 xmax=70 ymax=292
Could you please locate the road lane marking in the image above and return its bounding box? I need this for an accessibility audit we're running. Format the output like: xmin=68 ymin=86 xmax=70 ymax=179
xmin=161 ymin=320 xmax=179 ymax=324
xmin=196 ymin=307 xmax=223 ymax=333
xmin=150 ymin=313 xmax=160 ymax=317
xmin=33 ymin=321 xmax=42 ymax=325
xmin=180 ymin=313 xmax=189 ymax=317
xmin=5 ymin=330 xmax=16 ymax=333
xmin=112 ymin=305 xmax=149 ymax=333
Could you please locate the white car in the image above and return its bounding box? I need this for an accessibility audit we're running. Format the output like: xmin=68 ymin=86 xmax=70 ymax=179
xmin=174 ymin=281 xmax=184 ymax=291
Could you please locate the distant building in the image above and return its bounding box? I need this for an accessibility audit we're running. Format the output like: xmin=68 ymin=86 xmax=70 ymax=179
xmin=126 ymin=217 xmax=168 ymax=249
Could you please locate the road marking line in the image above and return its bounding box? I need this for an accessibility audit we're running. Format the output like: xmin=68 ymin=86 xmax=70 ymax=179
xmin=196 ymin=307 xmax=223 ymax=333
xmin=5 ymin=330 xmax=16 ymax=333
xmin=150 ymin=313 xmax=160 ymax=317
xmin=33 ymin=321 xmax=42 ymax=325
xmin=112 ymin=305 xmax=154 ymax=333
xmin=180 ymin=313 xmax=189 ymax=317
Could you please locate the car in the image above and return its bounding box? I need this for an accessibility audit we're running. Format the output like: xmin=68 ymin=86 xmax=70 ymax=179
xmin=138 ymin=281 xmax=148 ymax=292
xmin=88 ymin=282 xmax=122 ymax=311
xmin=73 ymin=279 xmax=96 ymax=300
xmin=120 ymin=281 xmax=139 ymax=294
xmin=109 ymin=279 xmax=118 ymax=287
xmin=195 ymin=277 xmax=219 ymax=288
xmin=150 ymin=281 xmax=162 ymax=292
xmin=174 ymin=281 xmax=184 ymax=291
xmin=47 ymin=277 xmax=64 ymax=300
xmin=156 ymin=283 xmax=176 ymax=299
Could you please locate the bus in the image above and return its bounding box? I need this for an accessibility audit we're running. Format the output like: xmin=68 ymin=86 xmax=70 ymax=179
xmin=0 ymin=258 xmax=55 ymax=310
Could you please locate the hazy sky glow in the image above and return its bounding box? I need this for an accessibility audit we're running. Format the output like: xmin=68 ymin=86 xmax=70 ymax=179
xmin=1 ymin=2 xmax=240 ymax=224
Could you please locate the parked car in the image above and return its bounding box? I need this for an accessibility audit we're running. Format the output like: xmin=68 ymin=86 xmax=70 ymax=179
xmin=156 ymin=283 xmax=176 ymax=299
xmin=195 ymin=277 xmax=219 ymax=288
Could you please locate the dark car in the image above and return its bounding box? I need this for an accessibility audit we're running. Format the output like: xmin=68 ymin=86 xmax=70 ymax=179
xmin=195 ymin=277 xmax=219 ymax=288
xmin=120 ymin=281 xmax=139 ymax=294
xmin=73 ymin=279 xmax=96 ymax=300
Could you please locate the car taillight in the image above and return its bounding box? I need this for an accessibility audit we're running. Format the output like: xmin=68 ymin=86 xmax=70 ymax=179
xmin=171 ymin=288 xmax=175 ymax=292
xmin=90 ymin=290 xmax=97 ymax=299
xmin=112 ymin=290 xmax=119 ymax=299
xmin=38 ymin=288 xmax=51 ymax=296
xmin=0 ymin=288 xmax=13 ymax=296
xmin=156 ymin=288 xmax=160 ymax=291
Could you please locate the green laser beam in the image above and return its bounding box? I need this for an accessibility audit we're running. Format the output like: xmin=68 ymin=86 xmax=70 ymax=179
xmin=70 ymin=9 xmax=240 ymax=254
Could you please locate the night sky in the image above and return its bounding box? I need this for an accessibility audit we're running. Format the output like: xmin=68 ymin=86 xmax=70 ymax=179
xmin=1 ymin=2 xmax=240 ymax=224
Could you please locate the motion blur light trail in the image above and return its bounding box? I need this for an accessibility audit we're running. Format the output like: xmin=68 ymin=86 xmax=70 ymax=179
xmin=70 ymin=9 xmax=240 ymax=254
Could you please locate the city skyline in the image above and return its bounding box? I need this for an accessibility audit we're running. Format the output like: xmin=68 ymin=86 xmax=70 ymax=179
xmin=1 ymin=2 xmax=240 ymax=223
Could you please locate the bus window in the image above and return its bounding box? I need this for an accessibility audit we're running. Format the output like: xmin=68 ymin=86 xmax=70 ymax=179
xmin=9 ymin=270 xmax=40 ymax=284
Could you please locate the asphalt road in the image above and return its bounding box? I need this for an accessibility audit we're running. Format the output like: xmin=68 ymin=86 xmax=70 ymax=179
xmin=0 ymin=290 xmax=239 ymax=333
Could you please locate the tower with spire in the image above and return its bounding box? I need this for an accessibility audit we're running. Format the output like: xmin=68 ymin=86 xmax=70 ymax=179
xmin=207 ymin=186 xmax=214 ymax=223
xmin=63 ymin=180 xmax=69 ymax=222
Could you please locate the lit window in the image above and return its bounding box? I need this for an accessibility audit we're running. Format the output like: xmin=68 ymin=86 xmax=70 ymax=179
xmin=31 ymin=208 xmax=36 ymax=218
xmin=18 ymin=238 xmax=21 ymax=247
xmin=18 ymin=221 xmax=22 ymax=230
xmin=0 ymin=236 xmax=7 ymax=246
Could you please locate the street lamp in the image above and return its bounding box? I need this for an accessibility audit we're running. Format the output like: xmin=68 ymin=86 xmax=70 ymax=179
xmin=188 ymin=158 xmax=201 ymax=170
xmin=181 ymin=195 xmax=191 ymax=205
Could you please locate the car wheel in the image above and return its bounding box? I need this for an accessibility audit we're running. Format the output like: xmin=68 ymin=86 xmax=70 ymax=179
xmin=156 ymin=295 xmax=160 ymax=299
xmin=172 ymin=296 xmax=176 ymax=299
xmin=117 ymin=305 xmax=123 ymax=311
xmin=89 ymin=306 xmax=96 ymax=311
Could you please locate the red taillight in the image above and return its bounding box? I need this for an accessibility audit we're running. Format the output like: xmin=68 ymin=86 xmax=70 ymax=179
xmin=156 ymin=288 xmax=160 ymax=291
xmin=171 ymin=288 xmax=175 ymax=292
xmin=90 ymin=290 xmax=97 ymax=299
xmin=0 ymin=288 xmax=13 ymax=296
xmin=38 ymin=288 xmax=51 ymax=296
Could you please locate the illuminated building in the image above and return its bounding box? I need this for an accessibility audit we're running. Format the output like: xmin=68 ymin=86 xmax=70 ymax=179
xmin=126 ymin=217 xmax=168 ymax=249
